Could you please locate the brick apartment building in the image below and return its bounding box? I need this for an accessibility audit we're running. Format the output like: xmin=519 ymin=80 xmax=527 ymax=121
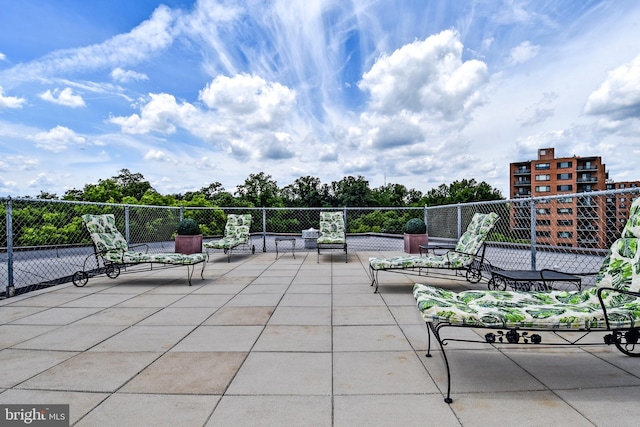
xmin=509 ymin=147 xmax=639 ymax=248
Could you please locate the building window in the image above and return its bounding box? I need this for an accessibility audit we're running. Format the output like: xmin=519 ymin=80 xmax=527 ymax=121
xmin=558 ymin=197 xmax=573 ymax=203
xmin=619 ymin=183 xmax=626 ymax=188
xmin=536 ymin=231 xmax=551 ymax=237
xmin=557 ymin=173 xmax=572 ymax=180
xmin=557 ymin=161 xmax=572 ymax=168
xmin=557 ymin=184 xmax=573 ymax=192
xmin=535 ymin=186 xmax=551 ymax=192
xmin=558 ymin=231 xmax=573 ymax=238
xmin=536 ymin=219 xmax=551 ymax=226
xmin=558 ymin=208 xmax=573 ymax=214
xmin=535 ymin=163 xmax=550 ymax=170
xmin=557 ymin=219 xmax=573 ymax=226
xmin=536 ymin=208 xmax=550 ymax=215
xmin=536 ymin=174 xmax=550 ymax=181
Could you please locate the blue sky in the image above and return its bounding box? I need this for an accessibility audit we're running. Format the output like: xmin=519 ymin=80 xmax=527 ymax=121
xmin=1 ymin=0 xmax=639 ymax=198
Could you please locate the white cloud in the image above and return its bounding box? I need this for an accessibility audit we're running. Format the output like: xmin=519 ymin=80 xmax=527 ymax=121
xmin=507 ymin=41 xmax=540 ymax=66
xmin=584 ymin=53 xmax=640 ymax=120
xmin=359 ymin=30 xmax=488 ymax=120
xmin=143 ymin=149 xmax=174 ymax=162
xmin=39 ymin=87 xmax=86 ymax=107
xmin=199 ymin=73 xmax=297 ymax=126
xmin=0 ymin=52 xmax=6 ymax=61
xmin=111 ymin=67 xmax=149 ymax=83
xmin=28 ymin=125 xmax=86 ymax=152
xmin=0 ymin=87 xmax=26 ymax=108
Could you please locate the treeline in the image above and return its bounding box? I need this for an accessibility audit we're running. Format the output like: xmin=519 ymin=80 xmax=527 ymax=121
xmin=34 ymin=169 xmax=504 ymax=208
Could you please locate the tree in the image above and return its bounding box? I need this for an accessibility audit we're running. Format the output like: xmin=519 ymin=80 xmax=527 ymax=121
xmin=331 ymin=175 xmax=373 ymax=207
xmin=235 ymin=172 xmax=282 ymax=207
xmin=281 ymin=176 xmax=323 ymax=207
xmin=422 ymin=179 xmax=504 ymax=206
xmin=113 ymin=169 xmax=152 ymax=201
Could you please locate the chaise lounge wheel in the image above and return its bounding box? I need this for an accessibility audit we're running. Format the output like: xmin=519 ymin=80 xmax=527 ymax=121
xmin=488 ymin=277 xmax=507 ymax=290
xmin=252 ymin=245 xmax=255 ymax=254
xmin=105 ymin=264 xmax=121 ymax=279
xmin=466 ymin=268 xmax=482 ymax=283
xmin=614 ymin=329 xmax=640 ymax=357
xmin=72 ymin=271 xmax=89 ymax=287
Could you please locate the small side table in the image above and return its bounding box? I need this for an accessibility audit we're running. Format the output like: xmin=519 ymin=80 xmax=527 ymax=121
xmin=275 ymin=237 xmax=296 ymax=259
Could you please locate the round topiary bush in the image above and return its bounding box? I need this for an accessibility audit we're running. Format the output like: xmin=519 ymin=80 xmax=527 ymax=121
xmin=404 ymin=218 xmax=426 ymax=234
xmin=176 ymin=218 xmax=201 ymax=235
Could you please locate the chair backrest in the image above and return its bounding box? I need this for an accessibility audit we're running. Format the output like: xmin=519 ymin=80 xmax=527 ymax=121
xmin=319 ymin=211 xmax=345 ymax=240
xmin=454 ymin=212 xmax=499 ymax=255
xmin=596 ymin=197 xmax=640 ymax=293
xmin=225 ymin=214 xmax=252 ymax=241
xmin=81 ymin=214 xmax=129 ymax=254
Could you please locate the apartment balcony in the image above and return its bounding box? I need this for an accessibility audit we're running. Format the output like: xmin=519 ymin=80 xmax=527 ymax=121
xmin=514 ymin=180 xmax=531 ymax=186
xmin=513 ymin=168 xmax=531 ymax=175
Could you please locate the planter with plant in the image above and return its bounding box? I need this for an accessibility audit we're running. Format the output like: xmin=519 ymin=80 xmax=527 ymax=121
xmin=174 ymin=218 xmax=203 ymax=254
xmin=403 ymin=217 xmax=428 ymax=254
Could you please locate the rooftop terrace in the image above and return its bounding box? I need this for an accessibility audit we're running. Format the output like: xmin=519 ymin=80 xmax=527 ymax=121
xmin=1 ymin=251 xmax=639 ymax=426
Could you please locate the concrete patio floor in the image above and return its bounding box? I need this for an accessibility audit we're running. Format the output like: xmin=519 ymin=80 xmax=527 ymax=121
xmin=1 ymin=251 xmax=639 ymax=427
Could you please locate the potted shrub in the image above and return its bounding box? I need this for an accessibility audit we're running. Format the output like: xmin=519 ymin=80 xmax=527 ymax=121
xmin=174 ymin=218 xmax=203 ymax=254
xmin=403 ymin=217 xmax=428 ymax=254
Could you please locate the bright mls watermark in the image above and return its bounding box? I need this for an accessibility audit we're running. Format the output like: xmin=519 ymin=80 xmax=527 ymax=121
xmin=1 ymin=405 xmax=69 ymax=426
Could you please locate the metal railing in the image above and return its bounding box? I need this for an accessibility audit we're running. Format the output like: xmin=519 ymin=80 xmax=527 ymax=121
xmin=2 ymin=187 xmax=638 ymax=297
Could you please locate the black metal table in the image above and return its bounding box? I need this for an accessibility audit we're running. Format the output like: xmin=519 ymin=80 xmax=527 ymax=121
xmin=488 ymin=269 xmax=582 ymax=291
xmin=275 ymin=237 xmax=296 ymax=259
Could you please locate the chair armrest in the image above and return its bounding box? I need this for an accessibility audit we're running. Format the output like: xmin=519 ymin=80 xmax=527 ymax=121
xmin=597 ymin=287 xmax=640 ymax=329
xmin=129 ymin=243 xmax=149 ymax=253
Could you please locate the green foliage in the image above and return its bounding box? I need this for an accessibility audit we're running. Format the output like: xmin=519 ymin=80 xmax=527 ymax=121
xmin=176 ymin=218 xmax=201 ymax=235
xmin=404 ymin=217 xmax=426 ymax=234
xmin=422 ymin=179 xmax=504 ymax=206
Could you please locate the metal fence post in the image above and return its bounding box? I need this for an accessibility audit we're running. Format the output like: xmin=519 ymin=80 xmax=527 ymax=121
xmin=125 ymin=205 xmax=130 ymax=244
xmin=530 ymin=199 xmax=537 ymax=270
xmin=262 ymin=207 xmax=266 ymax=252
xmin=457 ymin=204 xmax=462 ymax=239
xmin=6 ymin=197 xmax=15 ymax=297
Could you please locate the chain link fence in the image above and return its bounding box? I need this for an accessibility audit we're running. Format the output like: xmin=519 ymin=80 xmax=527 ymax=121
xmin=2 ymin=187 xmax=638 ymax=297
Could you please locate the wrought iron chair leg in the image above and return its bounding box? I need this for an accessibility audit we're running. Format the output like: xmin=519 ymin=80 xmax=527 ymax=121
xmin=428 ymin=323 xmax=453 ymax=403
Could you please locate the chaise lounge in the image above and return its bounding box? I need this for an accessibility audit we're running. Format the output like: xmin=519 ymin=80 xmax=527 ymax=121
xmin=317 ymin=211 xmax=348 ymax=263
xmin=369 ymin=212 xmax=499 ymax=292
xmin=73 ymin=214 xmax=207 ymax=287
xmin=203 ymin=214 xmax=255 ymax=262
xmin=414 ymin=197 xmax=640 ymax=403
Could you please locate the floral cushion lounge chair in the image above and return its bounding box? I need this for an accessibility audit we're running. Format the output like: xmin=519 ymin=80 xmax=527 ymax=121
xmin=414 ymin=197 xmax=640 ymax=403
xmin=203 ymin=214 xmax=255 ymax=262
xmin=72 ymin=214 xmax=207 ymax=287
xmin=317 ymin=211 xmax=348 ymax=263
xmin=369 ymin=212 xmax=499 ymax=292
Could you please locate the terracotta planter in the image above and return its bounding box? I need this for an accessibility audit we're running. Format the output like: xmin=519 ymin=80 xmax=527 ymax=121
xmin=175 ymin=234 xmax=203 ymax=254
xmin=404 ymin=233 xmax=429 ymax=254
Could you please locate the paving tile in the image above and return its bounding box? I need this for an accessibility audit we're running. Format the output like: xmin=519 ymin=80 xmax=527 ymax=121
xmin=0 ymin=324 xmax=58 ymax=349
xmin=170 ymin=326 xmax=263 ymax=352
xmin=0 ymin=388 xmax=109 ymax=425
xmin=226 ymin=352 xmax=332 ymax=395
xmin=267 ymin=306 xmax=331 ymax=325
xmin=334 ymin=394 xmax=459 ymax=427
xmin=555 ymin=385 xmax=640 ymax=427
xmin=168 ymin=294 xmax=233 ymax=307
xmin=90 ymin=325 xmax=194 ymax=352
xmin=208 ymin=395 xmax=332 ymax=427
xmin=332 ymin=306 xmax=396 ymax=325
xmin=12 ymin=324 xmax=126 ymax=351
xmin=253 ymin=325 xmax=332 ymax=352
xmin=333 ymin=325 xmax=414 ymax=352
xmin=334 ymin=351 xmax=438 ymax=394
xmin=136 ymin=307 xmax=217 ymax=326
xmin=203 ymin=306 xmax=274 ymax=325
xmin=120 ymin=352 xmax=246 ymax=394
xmin=0 ymin=349 xmax=78 ymax=388
xmin=76 ymin=393 xmax=220 ymax=427
xmin=9 ymin=307 xmax=103 ymax=325
xmin=279 ymin=293 xmax=332 ymax=307
xmin=16 ymin=352 xmax=160 ymax=392
xmin=72 ymin=307 xmax=160 ymax=325
xmin=60 ymin=293 xmax=135 ymax=307
xmin=225 ymin=293 xmax=283 ymax=307
xmin=451 ymin=390 xmax=594 ymax=427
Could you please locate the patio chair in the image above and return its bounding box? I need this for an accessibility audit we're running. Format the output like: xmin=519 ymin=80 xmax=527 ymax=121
xmin=317 ymin=211 xmax=348 ymax=263
xmin=72 ymin=214 xmax=207 ymax=287
xmin=203 ymin=214 xmax=255 ymax=262
xmin=369 ymin=212 xmax=499 ymax=292
xmin=414 ymin=196 xmax=640 ymax=403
